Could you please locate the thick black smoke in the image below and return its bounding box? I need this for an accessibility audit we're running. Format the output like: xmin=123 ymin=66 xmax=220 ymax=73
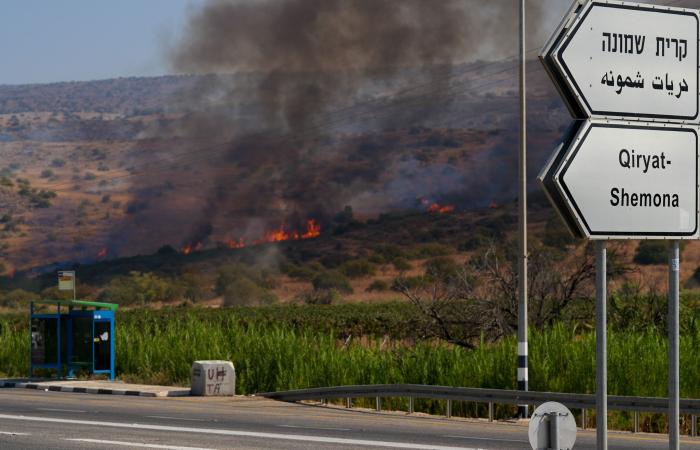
xmin=166 ymin=0 xmax=561 ymax=244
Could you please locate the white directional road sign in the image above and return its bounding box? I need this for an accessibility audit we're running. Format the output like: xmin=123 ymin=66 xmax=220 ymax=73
xmin=543 ymin=1 xmax=699 ymax=121
xmin=547 ymin=120 xmax=699 ymax=239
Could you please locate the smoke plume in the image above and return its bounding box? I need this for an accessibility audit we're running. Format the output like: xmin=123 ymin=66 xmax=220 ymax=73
xmin=162 ymin=0 xmax=565 ymax=244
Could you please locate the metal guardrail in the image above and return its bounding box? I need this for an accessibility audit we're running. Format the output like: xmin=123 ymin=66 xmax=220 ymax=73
xmin=258 ymin=384 xmax=700 ymax=435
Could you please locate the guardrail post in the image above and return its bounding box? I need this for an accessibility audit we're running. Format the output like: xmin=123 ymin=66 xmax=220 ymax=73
xmin=693 ymin=415 xmax=697 ymax=437
xmin=346 ymin=397 xmax=352 ymax=408
xmin=446 ymin=399 xmax=452 ymax=418
xmin=488 ymin=402 xmax=493 ymax=422
xmin=409 ymin=397 xmax=414 ymax=414
xmin=581 ymin=409 xmax=586 ymax=430
xmin=321 ymin=398 xmax=327 ymax=405
xmin=634 ymin=411 xmax=639 ymax=433
xmin=376 ymin=396 xmax=381 ymax=412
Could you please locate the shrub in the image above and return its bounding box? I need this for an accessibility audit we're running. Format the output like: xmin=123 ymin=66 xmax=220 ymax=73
xmin=312 ymin=271 xmax=353 ymax=294
xmin=1 ymin=289 xmax=35 ymax=308
xmin=215 ymin=263 xmax=276 ymax=295
xmin=222 ymin=278 xmax=276 ymax=307
xmin=98 ymin=272 xmax=176 ymax=305
xmin=392 ymin=258 xmax=412 ymax=272
xmin=296 ymin=288 xmax=339 ymax=305
xmin=282 ymin=262 xmax=323 ymax=282
xmin=366 ymin=280 xmax=389 ymax=292
xmin=340 ymin=259 xmax=376 ymax=279
xmin=634 ymin=241 xmax=668 ymax=265
xmin=51 ymin=159 xmax=66 ymax=168
xmin=410 ymin=243 xmax=454 ymax=259
xmin=458 ymin=234 xmax=490 ymax=251
xmin=424 ymin=256 xmax=460 ymax=281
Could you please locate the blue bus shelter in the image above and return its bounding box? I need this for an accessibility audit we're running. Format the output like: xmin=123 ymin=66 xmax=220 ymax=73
xmin=30 ymin=299 xmax=117 ymax=380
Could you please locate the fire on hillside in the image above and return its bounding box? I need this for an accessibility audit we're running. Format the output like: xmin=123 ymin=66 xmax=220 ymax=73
xmin=181 ymin=219 xmax=321 ymax=254
xmin=419 ymin=198 xmax=455 ymax=214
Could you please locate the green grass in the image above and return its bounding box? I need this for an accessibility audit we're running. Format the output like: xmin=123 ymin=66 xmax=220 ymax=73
xmin=0 ymin=305 xmax=698 ymax=432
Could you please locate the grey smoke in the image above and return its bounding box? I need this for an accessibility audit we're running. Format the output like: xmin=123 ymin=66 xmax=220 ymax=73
xmin=162 ymin=0 xmax=569 ymax=244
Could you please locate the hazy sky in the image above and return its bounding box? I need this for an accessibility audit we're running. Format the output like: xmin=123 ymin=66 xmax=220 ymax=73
xmin=0 ymin=0 xmax=202 ymax=85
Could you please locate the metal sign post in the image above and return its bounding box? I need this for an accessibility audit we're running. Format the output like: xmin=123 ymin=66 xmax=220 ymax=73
xmin=669 ymin=241 xmax=680 ymax=450
xmin=517 ymin=0 xmax=529 ymax=419
xmin=596 ymin=241 xmax=607 ymax=450
xmin=539 ymin=1 xmax=700 ymax=448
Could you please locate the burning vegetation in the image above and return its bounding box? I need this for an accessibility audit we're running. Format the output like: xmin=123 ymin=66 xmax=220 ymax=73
xmin=182 ymin=219 xmax=321 ymax=254
xmin=420 ymin=198 xmax=456 ymax=214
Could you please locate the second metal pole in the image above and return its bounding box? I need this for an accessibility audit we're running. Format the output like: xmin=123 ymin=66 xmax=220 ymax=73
xmin=517 ymin=0 xmax=529 ymax=419
xmin=669 ymin=240 xmax=680 ymax=450
xmin=596 ymin=241 xmax=608 ymax=450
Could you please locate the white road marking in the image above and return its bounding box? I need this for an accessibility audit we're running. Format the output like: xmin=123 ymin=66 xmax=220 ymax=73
xmin=0 ymin=431 xmax=29 ymax=436
xmin=0 ymin=414 xmax=480 ymax=450
xmin=146 ymin=416 xmax=208 ymax=422
xmin=445 ymin=435 xmax=529 ymax=444
xmin=66 ymin=439 xmax=212 ymax=450
xmin=37 ymin=408 xmax=86 ymax=413
xmin=278 ymin=424 xmax=351 ymax=431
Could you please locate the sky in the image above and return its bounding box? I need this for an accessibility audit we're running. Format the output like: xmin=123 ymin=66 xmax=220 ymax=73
xmin=0 ymin=0 xmax=203 ymax=85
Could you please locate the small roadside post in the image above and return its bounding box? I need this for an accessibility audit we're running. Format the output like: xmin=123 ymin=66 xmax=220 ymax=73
xmin=539 ymin=1 xmax=700 ymax=448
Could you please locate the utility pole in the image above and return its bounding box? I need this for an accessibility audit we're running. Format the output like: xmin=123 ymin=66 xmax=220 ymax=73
xmin=517 ymin=0 xmax=528 ymax=419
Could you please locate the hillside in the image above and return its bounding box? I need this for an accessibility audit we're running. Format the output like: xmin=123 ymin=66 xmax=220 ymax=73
xmin=0 ymin=59 xmax=570 ymax=275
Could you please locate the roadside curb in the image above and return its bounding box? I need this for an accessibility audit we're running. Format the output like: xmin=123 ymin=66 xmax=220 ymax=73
xmin=0 ymin=381 xmax=190 ymax=397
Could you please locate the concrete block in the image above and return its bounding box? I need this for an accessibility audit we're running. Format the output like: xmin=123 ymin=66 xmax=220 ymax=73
xmin=191 ymin=360 xmax=235 ymax=396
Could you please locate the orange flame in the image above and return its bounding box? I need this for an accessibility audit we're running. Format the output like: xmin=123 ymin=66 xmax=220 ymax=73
xmin=97 ymin=247 xmax=108 ymax=259
xmin=427 ymin=202 xmax=455 ymax=214
xmin=225 ymin=238 xmax=246 ymax=249
xmin=489 ymin=200 xmax=498 ymax=209
xmin=192 ymin=219 xmax=321 ymax=253
xmin=301 ymin=219 xmax=321 ymax=239
xmin=181 ymin=241 xmax=203 ymax=255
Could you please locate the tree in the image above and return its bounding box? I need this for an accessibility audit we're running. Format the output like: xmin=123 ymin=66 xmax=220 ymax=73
xmin=393 ymin=261 xmax=488 ymax=349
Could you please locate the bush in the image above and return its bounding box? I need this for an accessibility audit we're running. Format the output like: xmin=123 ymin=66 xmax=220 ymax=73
xmin=312 ymin=271 xmax=353 ymax=294
xmin=98 ymin=272 xmax=177 ymax=305
xmin=0 ymin=289 xmax=34 ymax=308
xmin=410 ymin=243 xmax=454 ymax=259
xmin=296 ymin=288 xmax=339 ymax=305
xmin=366 ymin=279 xmax=389 ymax=292
xmin=340 ymin=259 xmax=376 ymax=279
xmin=424 ymin=256 xmax=460 ymax=281
xmin=634 ymin=241 xmax=668 ymax=265
xmin=372 ymin=245 xmax=405 ymax=263
xmin=215 ymin=263 xmax=276 ymax=295
xmin=458 ymin=234 xmax=490 ymax=252
xmin=393 ymin=258 xmax=412 ymax=272
xmin=215 ymin=263 xmax=278 ymax=307
xmin=51 ymin=159 xmax=66 ymax=168
xmin=222 ymin=278 xmax=276 ymax=307
xmin=281 ymin=262 xmax=323 ymax=281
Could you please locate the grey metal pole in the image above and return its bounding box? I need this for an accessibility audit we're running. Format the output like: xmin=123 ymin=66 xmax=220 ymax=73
xmin=517 ymin=0 xmax=529 ymax=419
xmin=596 ymin=241 xmax=608 ymax=450
xmin=669 ymin=240 xmax=680 ymax=450
xmin=549 ymin=413 xmax=560 ymax=450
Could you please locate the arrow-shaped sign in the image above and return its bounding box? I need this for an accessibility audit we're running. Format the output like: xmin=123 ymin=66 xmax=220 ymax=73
xmin=539 ymin=120 xmax=699 ymax=239
xmin=542 ymin=1 xmax=700 ymax=121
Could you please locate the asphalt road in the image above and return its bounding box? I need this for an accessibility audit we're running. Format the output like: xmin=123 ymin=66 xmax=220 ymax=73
xmin=0 ymin=389 xmax=697 ymax=449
